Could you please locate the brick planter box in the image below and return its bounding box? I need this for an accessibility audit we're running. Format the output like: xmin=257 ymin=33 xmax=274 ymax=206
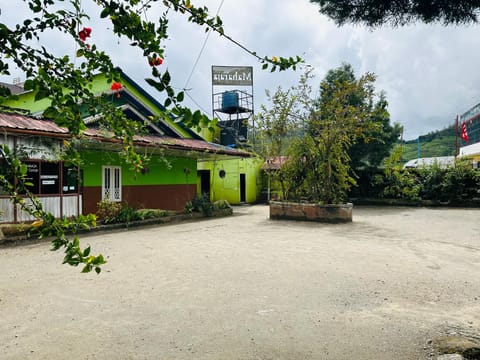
xmin=269 ymin=201 xmax=353 ymax=223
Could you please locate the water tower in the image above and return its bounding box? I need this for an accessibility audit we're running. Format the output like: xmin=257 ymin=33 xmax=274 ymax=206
xmin=211 ymin=65 xmax=254 ymax=147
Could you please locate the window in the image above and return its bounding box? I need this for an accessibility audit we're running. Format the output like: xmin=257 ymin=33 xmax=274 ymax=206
xmin=40 ymin=162 xmax=60 ymax=194
xmin=2 ymin=160 xmax=79 ymax=196
xmin=62 ymin=166 xmax=79 ymax=194
xmin=23 ymin=161 xmax=40 ymax=194
xmin=102 ymin=166 xmax=121 ymax=202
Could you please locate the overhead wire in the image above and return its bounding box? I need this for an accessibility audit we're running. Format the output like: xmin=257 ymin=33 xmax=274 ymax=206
xmin=182 ymin=0 xmax=225 ymax=112
xmin=185 ymin=91 xmax=211 ymax=114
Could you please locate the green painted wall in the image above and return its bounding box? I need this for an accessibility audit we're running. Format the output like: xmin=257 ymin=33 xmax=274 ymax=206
xmin=197 ymin=156 xmax=263 ymax=204
xmin=81 ymin=151 xmax=196 ymax=187
xmin=196 ymin=124 xmax=221 ymax=144
xmin=4 ymin=75 xmax=112 ymax=114
xmin=5 ymin=90 xmax=50 ymax=114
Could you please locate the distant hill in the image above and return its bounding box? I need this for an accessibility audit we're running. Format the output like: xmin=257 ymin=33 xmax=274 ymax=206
xmin=400 ymin=125 xmax=457 ymax=163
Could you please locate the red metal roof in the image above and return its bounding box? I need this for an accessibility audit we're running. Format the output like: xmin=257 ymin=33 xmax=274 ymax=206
xmin=0 ymin=112 xmax=252 ymax=157
xmin=83 ymin=128 xmax=252 ymax=156
xmin=262 ymin=156 xmax=289 ymax=170
xmin=0 ymin=112 xmax=69 ymax=135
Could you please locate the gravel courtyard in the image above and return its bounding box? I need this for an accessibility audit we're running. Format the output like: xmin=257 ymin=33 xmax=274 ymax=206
xmin=1 ymin=205 xmax=480 ymax=359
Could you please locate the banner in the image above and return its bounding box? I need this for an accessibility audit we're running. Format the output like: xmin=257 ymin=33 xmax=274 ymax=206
xmin=212 ymin=66 xmax=253 ymax=86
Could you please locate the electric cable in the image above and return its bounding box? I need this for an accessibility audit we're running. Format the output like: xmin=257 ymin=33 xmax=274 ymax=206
xmin=183 ymin=0 xmax=225 ymax=91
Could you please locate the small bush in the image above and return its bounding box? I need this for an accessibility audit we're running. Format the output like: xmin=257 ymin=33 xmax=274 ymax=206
xmin=213 ymin=199 xmax=231 ymax=210
xmin=97 ymin=200 xmax=179 ymax=225
xmin=114 ymin=205 xmax=141 ymax=225
xmin=136 ymin=209 xmax=173 ymax=220
xmin=184 ymin=194 xmax=214 ymax=216
xmin=374 ymin=157 xmax=480 ymax=203
xmin=96 ymin=199 xmax=122 ymax=223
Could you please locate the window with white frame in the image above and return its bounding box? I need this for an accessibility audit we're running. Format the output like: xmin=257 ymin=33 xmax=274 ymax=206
xmin=102 ymin=166 xmax=121 ymax=202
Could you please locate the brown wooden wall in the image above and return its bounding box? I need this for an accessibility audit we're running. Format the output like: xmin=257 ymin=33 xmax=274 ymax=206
xmin=82 ymin=184 xmax=197 ymax=215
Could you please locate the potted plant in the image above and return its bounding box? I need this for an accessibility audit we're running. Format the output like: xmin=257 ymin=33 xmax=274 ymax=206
xmin=263 ymin=64 xmax=388 ymax=222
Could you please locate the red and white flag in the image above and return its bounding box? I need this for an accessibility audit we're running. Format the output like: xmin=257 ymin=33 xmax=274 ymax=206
xmin=461 ymin=121 xmax=469 ymax=142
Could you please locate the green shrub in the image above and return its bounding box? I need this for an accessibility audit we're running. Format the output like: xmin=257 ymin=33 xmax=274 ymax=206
xmin=441 ymin=160 xmax=480 ymax=201
xmin=375 ymin=157 xmax=480 ymax=203
xmin=213 ymin=199 xmax=231 ymax=210
xmin=96 ymin=199 xmax=122 ymax=223
xmin=96 ymin=201 xmax=142 ymax=225
xmin=114 ymin=205 xmax=141 ymax=225
xmin=378 ymin=168 xmax=421 ymax=201
xmin=417 ymin=163 xmax=447 ymax=201
xmin=184 ymin=194 xmax=214 ymax=216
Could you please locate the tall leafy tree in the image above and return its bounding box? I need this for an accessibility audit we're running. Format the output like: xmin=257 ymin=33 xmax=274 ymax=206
xmin=255 ymin=68 xmax=315 ymax=157
xmin=257 ymin=63 xmax=400 ymax=203
xmin=310 ymin=0 xmax=480 ymax=27
xmin=255 ymin=68 xmax=315 ymax=199
xmin=294 ymin=70 xmax=379 ymax=204
xmin=349 ymin=93 xmax=403 ymax=170
xmin=314 ymin=63 xmax=402 ymax=171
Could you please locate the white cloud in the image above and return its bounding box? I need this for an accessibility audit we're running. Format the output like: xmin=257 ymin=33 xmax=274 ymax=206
xmin=2 ymin=0 xmax=480 ymax=140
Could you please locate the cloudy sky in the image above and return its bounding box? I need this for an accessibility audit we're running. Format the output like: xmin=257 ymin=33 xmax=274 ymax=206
xmin=3 ymin=0 xmax=480 ymax=140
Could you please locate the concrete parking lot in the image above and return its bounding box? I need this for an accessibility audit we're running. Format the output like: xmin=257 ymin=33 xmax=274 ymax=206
xmin=1 ymin=205 xmax=480 ymax=359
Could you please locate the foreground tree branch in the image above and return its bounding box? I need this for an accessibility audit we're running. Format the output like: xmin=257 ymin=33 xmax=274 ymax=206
xmin=0 ymin=0 xmax=303 ymax=272
xmin=310 ymin=0 xmax=480 ymax=27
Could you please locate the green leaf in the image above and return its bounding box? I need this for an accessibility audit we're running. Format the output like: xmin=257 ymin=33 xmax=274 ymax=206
xmin=23 ymin=79 xmax=35 ymax=91
xmin=145 ymin=78 xmax=165 ymax=92
xmin=76 ymin=49 xmax=84 ymax=58
xmin=83 ymin=246 xmax=91 ymax=257
xmin=92 ymin=255 xmax=105 ymax=265
xmin=34 ymin=90 xmax=49 ymax=102
xmin=161 ymin=71 xmax=171 ymax=84
xmin=100 ymin=7 xmax=110 ymax=18
xmin=176 ymin=91 xmax=184 ymax=102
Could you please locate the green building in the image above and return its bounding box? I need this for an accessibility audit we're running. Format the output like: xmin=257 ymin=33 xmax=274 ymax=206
xmin=0 ymin=70 xmax=259 ymax=223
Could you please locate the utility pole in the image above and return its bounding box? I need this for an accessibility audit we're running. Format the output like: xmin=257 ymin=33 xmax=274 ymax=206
xmin=417 ymin=136 xmax=421 ymax=159
xmin=455 ymin=115 xmax=459 ymax=159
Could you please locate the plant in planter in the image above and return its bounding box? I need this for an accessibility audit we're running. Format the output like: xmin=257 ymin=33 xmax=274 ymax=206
xmin=255 ymin=68 xmax=314 ymax=200
xmin=262 ymin=64 xmax=392 ymax=222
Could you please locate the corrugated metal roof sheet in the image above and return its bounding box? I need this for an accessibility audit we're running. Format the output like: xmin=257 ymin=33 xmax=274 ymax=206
xmin=0 ymin=112 xmax=69 ymax=135
xmin=403 ymin=156 xmax=455 ymax=169
xmin=0 ymin=112 xmax=252 ymax=157
xmin=262 ymin=156 xmax=289 ymax=170
xmin=0 ymin=82 xmax=26 ymax=95
xmin=83 ymin=128 xmax=251 ymax=156
xmin=459 ymin=142 xmax=480 ymax=157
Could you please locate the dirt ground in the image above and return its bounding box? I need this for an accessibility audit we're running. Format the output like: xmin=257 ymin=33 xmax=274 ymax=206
xmin=1 ymin=205 xmax=480 ymax=360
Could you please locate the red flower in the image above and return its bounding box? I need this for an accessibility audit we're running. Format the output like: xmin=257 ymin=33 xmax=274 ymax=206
xmin=148 ymin=57 xmax=164 ymax=66
xmin=110 ymin=81 xmax=122 ymax=98
xmin=110 ymin=82 xmax=122 ymax=91
xmin=78 ymin=27 xmax=92 ymax=42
